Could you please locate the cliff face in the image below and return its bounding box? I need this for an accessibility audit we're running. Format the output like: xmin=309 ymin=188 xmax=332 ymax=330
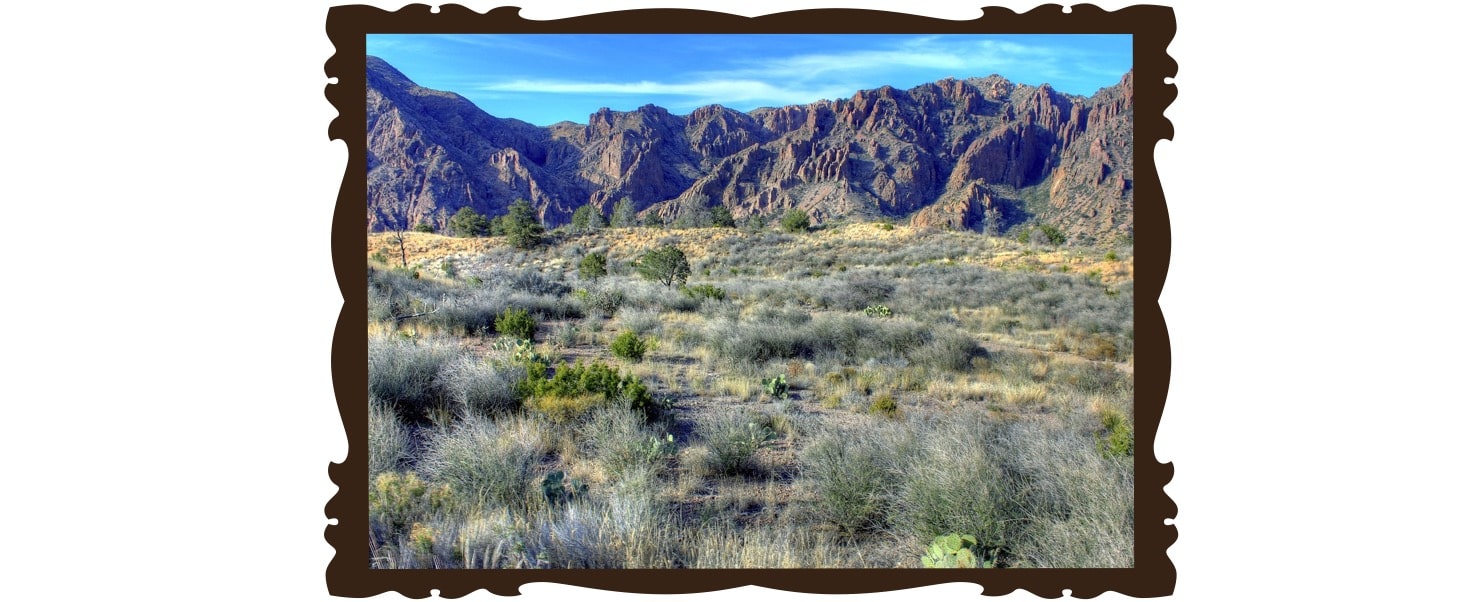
xmin=366 ymin=56 xmax=1134 ymax=241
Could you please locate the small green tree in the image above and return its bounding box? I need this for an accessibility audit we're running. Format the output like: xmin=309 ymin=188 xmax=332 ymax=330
xmin=610 ymin=329 xmax=647 ymax=362
xmin=711 ymin=205 xmax=735 ymax=228
xmin=780 ymin=209 xmax=811 ymax=233
xmin=502 ymin=199 xmax=544 ymax=249
xmin=579 ymin=252 xmax=608 ymax=280
xmin=636 ymin=245 xmax=690 ymax=287
xmin=449 ymin=207 xmax=490 ymax=238
xmin=610 ymin=197 xmax=637 ymax=227
xmin=642 ymin=211 xmax=664 ymax=228
xmin=413 ymin=221 xmax=436 ymax=233
xmin=1039 ymin=223 xmax=1066 ymax=246
xmin=570 ymin=204 xmax=606 ymax=232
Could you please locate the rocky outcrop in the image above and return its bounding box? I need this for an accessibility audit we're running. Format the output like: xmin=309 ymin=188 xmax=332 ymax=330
xmin=366 ymin=56 xmax=1134 ymax=241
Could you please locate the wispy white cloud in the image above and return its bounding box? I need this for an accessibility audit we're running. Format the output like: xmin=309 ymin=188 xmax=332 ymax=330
xmin=451 ymin=34 xmax=1128 ymax=123
xmin=477 ymin=78 xmax=855 ymax=109
xmin=431 ymin=34 xmax=577 ymax=60
xmin=708 ymin=37 xmax=1072 ymax=83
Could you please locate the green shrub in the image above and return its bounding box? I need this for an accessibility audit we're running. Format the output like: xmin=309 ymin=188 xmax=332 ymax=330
xmin=1020 ymin=223 xmax=1067 ymax=246
xmin=495 ymin=308 xmax=537 ymax=341
xmin=1104 ymin=250 xmax=1119 ymax=261
xmin=519 ymin=360 xmax=654 ymax=420
xmin=780 ymin=209 xmax=810 ymax=233
xmin=413 ymin=221 xmax=435 ymax=233
xmin=579 ymin=252 xmax=608 ymax=280
xmin=610 ymin=197 xmax=637 ymax=227
xmin=610 ymin=329 xmax=648 ymax=362
xmin=1098 ymin=408 xmax=1134 ymax=458
xmin=681 ymin=283 xmax=726 ymax=301
xmin=711 ymin=205 xmax=735 ymax=228
xmin=863 ymin=304 xmax=892 ymax=318
xmin=570 ymin=205 xmax=606 ymax=232
xmin=440 ymin=260 xmax=457 ymax=278
xmin=869 ymin=394 xmax=899 ymax=418
xmin=370 ymin=250 xmax=389 ymax=265
xmin=449 ymin=206 xmax=491 ymax=237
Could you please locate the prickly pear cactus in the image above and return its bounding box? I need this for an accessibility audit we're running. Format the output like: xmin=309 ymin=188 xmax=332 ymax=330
xmin=921 ymin=533 xmax=983 ymax=568
xmin=763 ymin=375 xmax=789 ymax=398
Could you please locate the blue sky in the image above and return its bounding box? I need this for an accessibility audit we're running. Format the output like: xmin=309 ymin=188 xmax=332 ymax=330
xmin=366 ymin=34 xmax=1131 ymax=126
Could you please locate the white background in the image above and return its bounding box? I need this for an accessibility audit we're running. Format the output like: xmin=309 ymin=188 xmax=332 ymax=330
xmin=2 ymin=1 xmax=1471 ymax=600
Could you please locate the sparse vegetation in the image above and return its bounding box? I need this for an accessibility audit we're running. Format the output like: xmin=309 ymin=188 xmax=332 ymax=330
xmin=700 ymin=410 xmax=775 ymax=475
xmin=367 ymin=222 xmax=1134 ymax=569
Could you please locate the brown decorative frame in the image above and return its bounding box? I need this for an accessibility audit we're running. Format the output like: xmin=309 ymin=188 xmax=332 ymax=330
xmin=326 ymin=4 xmax=1175 ymax=597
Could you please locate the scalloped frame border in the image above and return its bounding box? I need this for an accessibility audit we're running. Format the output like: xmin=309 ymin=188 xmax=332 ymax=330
xmin=326 ymin=4 xmax=1175 ymax=597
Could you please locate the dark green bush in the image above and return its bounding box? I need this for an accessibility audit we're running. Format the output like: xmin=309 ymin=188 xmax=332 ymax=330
xmin=780 ymin=209 xmax=810 ymax=233
xmin=1097 ymin=409 xmax=1134 ymax=458
xmin=449 ymin=206 xmax=491 ymax=237
xmin=869 ymin=394 xmax=899 ymax=418
xmin=681 ymin=283 xmax=726 ymax=301
xmin=578 ymin=252 xmax=608 ymax=280
xmin=711 ymin=205 xmax=735 ymax=228
xmin=570 ymin=204 xmax=606 ymax=232
xmin=495 ymin=308 xmax=537 ymax=341
xmin=610 ymin=329 xmax=648 ymax=362
xmin=518 ymin=359 xmax=654 ymax=419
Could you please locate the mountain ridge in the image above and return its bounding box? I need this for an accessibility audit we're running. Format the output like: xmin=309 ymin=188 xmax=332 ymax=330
xmin=366 ymin=56 xmax=1133 ymax=242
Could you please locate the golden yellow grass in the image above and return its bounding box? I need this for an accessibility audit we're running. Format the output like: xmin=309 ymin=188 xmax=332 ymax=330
xmin=368 ymin=225 xmax=1132 ymax=284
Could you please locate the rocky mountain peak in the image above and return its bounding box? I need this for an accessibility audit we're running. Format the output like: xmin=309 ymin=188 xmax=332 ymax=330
xmin=366 ymin=57 xmax=1134 ymax=242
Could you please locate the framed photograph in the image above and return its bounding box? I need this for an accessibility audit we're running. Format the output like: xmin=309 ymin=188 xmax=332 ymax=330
xmin=327 ymin=4 xmax=1174 ymax=597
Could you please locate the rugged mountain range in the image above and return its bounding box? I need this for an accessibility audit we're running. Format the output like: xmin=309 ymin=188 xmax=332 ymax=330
xmin=366 ymin=55 xmax=1133 ymax=242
